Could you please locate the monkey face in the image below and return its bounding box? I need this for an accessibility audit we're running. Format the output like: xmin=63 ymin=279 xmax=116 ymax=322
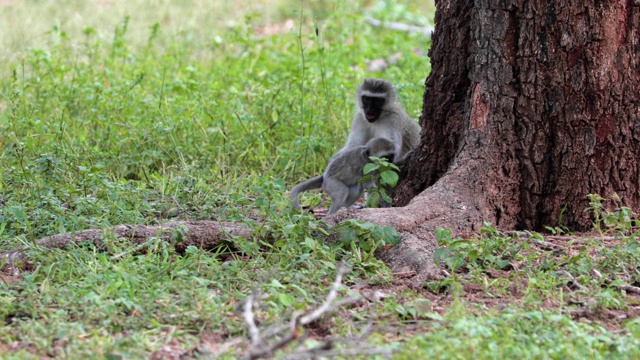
xmin=380 ymin=152 xmax=395 ymax=161
xmin=370 ymin=152 xmax=394 ymax=162
xmin=361 ymin=96 xmax=386 ymax=122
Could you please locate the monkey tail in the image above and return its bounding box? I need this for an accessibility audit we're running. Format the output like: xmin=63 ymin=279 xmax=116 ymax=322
xmin=290 ymin=175 xmax=324 ymax=211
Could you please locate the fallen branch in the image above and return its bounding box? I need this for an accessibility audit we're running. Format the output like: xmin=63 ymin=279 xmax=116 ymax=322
xmin=365 ymin=18 xmax=434 ymax=37
xmin=515 ymin=231 xmax=627 ymax=245
xmin=240 ymin=263 xmax=389 ymax=359
xmin=244 ymin=289 xmax=263 ymax=349
xmin=2 ymin=220 xmax=251 ymax=274
xmin=614 ymin=282 xmax=640 ymax=295
xmin=590 ymin=269 xmax=640 ymax=295
xmin=556 ymin=270 xmax=588 ymax=292
xmin=392 ymin=270 xmax=417 ymax=278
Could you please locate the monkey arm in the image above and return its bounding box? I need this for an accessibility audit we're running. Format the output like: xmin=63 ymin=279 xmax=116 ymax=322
xmin=392 ymin=132 xmax=404 ymax=163
xmin=342 ymin=116 xmax=370 ymax=150
xmin=394 ymin=150 xmax=413 ymax=167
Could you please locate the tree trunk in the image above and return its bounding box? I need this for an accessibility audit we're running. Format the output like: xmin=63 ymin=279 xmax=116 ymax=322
xmin=396 ymin=0 xmax=640 ymax=230
xmin=340 ymin=0 xmax=640 ymax=280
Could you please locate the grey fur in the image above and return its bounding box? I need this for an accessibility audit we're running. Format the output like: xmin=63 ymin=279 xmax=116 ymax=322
xmin=343 ymin=78 xmax=421 ymax=163
xmin=290 ymin=137 xmax=395 ymax=215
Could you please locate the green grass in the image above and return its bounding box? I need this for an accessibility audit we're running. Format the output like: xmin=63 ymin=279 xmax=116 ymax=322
xmin=2 ymin=0 xmax=640 ymax=358
xmin=398 ymin=309 xmax=640 ymax=359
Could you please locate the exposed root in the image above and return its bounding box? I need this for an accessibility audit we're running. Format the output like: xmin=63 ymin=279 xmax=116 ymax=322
xmin=2 ymin=171 xmax=484 ymax=284
xmin=328 ymin=172 xmax=483 ymax=283
xmin=1 ymin=221 xmax=251 ymax=275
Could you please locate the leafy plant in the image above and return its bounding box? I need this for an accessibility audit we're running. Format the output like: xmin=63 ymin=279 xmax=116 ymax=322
xmin=585 ymin=193 xmax=639 ymax=236
xmin=335 ymin=219 xmax=400 ymax=262
xmin=433 ymin=223 xmax=526 ymax=272
xmin=361 ymin=155 xmax=400 ymax=207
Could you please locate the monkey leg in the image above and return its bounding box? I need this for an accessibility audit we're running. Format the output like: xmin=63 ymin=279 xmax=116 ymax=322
xmin=324 ymin=178 xmax=352 ymax=215
xmin=346 ymin=184 xmax=364 ymax=206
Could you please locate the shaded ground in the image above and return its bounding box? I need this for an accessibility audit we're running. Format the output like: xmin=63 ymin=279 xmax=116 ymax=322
xmin=206 ymin=229 xmax=640 ymax=356
xmin=2 ymin=225 xmax=639 ymax=358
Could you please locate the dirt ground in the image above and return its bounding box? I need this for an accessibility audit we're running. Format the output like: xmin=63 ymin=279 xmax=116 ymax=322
xmin=3 ymin=225 xmax=639 ymax=358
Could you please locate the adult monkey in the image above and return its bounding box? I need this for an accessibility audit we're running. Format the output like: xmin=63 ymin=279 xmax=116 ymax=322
xmin=290 ymin=137 xmax=396 ymax=215
xmin=342 ymin=78 xmax=421 ymax=165
xmin=344 ymin=78 xmax=421 ymax=207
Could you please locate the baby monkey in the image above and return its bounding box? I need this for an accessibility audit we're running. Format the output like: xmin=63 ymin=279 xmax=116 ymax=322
xmin=290 ymin=137 xmax=395 ymax=215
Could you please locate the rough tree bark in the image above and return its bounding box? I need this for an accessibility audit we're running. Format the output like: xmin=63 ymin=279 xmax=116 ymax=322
xmin=3 ymin=1 xmax=639 ymax=281
xmin=398 ymin=0 xmax=640 ymax=228
xmin=369 ymin=0 xmax=640 ymax=278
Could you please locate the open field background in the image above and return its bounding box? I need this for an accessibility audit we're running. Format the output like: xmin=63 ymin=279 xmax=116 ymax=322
xmin=2 ymin=0 xmax=640 ymax=358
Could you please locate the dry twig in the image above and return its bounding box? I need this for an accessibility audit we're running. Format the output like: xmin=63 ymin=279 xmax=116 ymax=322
xmin=240 ymin=263 xmax=389 ymax=359
xmin=556 ymin=270 xmax=587 ymax=291
xmin=591 ymin=268 xmax=640 ymax=295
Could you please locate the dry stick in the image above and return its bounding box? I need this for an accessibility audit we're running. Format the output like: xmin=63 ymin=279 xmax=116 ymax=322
xmin=299 ymin=263 xmax=347 ymax=325
xmin=251 ymin=315 xmax=300 ymax=360
xmin=590 ymin=268 xmax=640 ymax=295
xmin=242 ymin=263 xmax=366 ymax=360
xmin=531 ymin=240 xmax=564 ymax=251
xmin=284 ymin=346 xmax=393 ymax=360
xmin=244 ymin=289 xmax=262 ymax=348
xmin=277 ymin=303 xmax=386 ymax=360
xmin=393 ymin=270 xmax=417 ymax=278
xmin=615 ymin=283 xmax=640 ymax=295
xmin=548 ymin=235 xmax=626 ymax=244
xmin=556 ymin=270 xmax=588 ymax=291
xmin=515 ymin=231 xmax=624 ymax=244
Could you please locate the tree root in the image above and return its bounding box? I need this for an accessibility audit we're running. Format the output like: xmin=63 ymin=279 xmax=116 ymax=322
xmin=2 ymin=220 xmax=251 ymax=275
xmin=329 ymin=172 xmax=482 ymax=284
xmin=2 ymin=173 xmax=482 ymax=283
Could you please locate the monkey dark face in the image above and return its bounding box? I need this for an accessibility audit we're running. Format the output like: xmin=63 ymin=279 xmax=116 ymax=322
xmin=361 ymin=95 xmax=386 ymax=122
xmin=380 ymin=152 xmax=395 ymax=161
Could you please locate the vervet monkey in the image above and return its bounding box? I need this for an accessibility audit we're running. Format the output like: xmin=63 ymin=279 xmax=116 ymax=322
xmin=343 ymin=78 xmax=421 ymax=163
xmin=290 ymin=137 xmax=395 ymax=215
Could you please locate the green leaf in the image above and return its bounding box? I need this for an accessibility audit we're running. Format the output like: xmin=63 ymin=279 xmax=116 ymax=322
xmin=289 ymin=284 xmax=308 ymax=298
xmin=434 ymin=248 xmax=451 ymax=265
xmin=379 ymin=226 xmax=401 ymax=246
xmin=304 ymin=237 xmax=316 ymax=249
xmin=380 ymin=170 xmax=399 ymax=187
xmin=269 ymin=279 xmax=286 ymax=289
xmin=363 ymin=163 xmax=380 ymax=174
xmin=278 ymin=293 xmax=295 ymax=306
xmin=425 ymin=313 xmax=444 ymax=321
xmin=496 ymin=259 xmax=510 ymax=269
xmin=380 ymin=190 xmax=392 ymax=203
xmin=357 ymin=221 xmax=376 ymax=230
xmin=445 ymin=255 xmax=465 ymax=272
xmin=336 ymin=225 xmax=357 ymax=243
xmin=365 ymin=192 xmax=380 ymax=208
xmin=435 ymin=227 xmax=453 ymax=243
